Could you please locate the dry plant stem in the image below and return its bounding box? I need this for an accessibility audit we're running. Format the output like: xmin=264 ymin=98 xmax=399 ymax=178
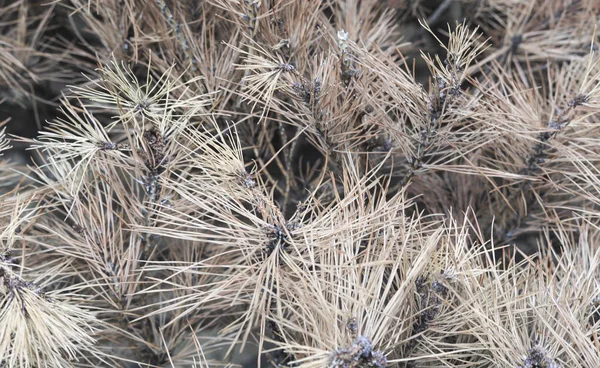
xmin=497 ymin=94 xmax=590 ymax=244
xmin=426 ymin=0 xmax=454 ymax=27
xmin=399 ymin=77 xmax=458 ymax=188
xmin=277 ymin=119 xmax=295 ymax=215
xmin=290 ymin=74 xmax=344 ymax=179
xmin=235 ymin=0 xmax=260 ymax=109
xmin=155 ymin=0 xmax=196 ymax=71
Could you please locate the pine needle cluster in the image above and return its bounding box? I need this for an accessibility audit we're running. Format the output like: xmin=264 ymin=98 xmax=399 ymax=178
xmin=0 ymin=0 xmax=599 ymax=367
